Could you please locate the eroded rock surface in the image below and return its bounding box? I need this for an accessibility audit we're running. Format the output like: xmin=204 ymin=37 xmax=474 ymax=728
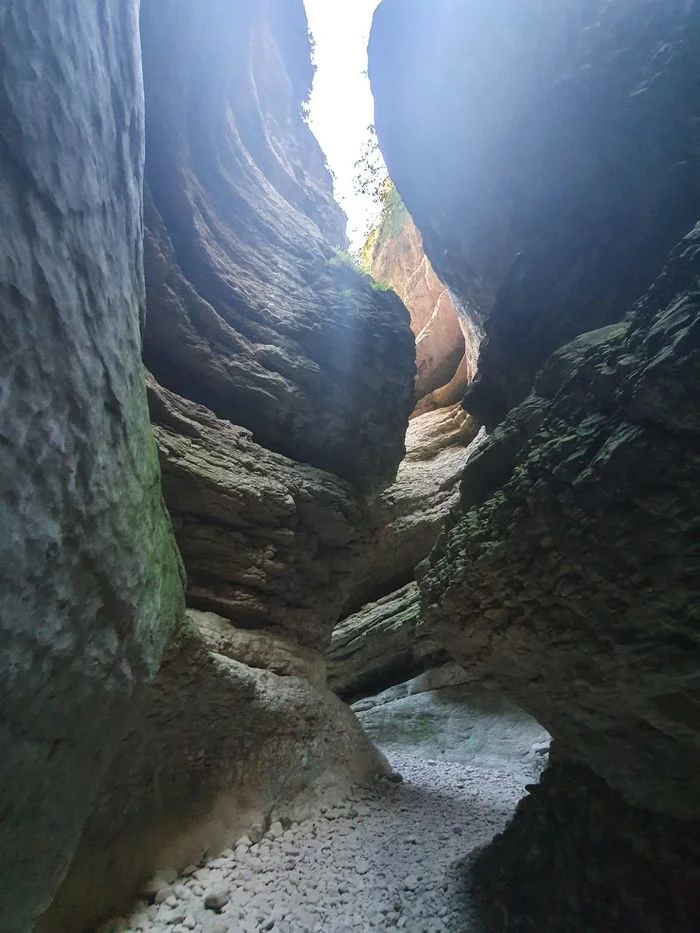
xmin=40 ymin=2 xmax=415 ymax=929
xmin=366 ymin=190 xmax=480 ymax=409
xmin=372 ymin=0 xmax=700 ymax=928
xmin=371 ymin=0 xmax=700 ymax=426
xmin=345 ymin=404 xmax=481 ymax=616
xmin=148 ymin=378 xmax=368 ymax=648
xmin=0 ymin=4 xmax=184 ymax=932
xmin=140 ymin=0 xmax=414 ymax=494
xmin=420 ymin=224 xmax=700 ymax=822
xmin=328 ymin=583 xmax=447 ymax=701
xmin=40 ymin=612 xmax=389 ymax=933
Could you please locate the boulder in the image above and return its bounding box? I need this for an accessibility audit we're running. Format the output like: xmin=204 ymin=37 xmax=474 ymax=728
xmin=0 ymin=4 xmax=184 ymax=932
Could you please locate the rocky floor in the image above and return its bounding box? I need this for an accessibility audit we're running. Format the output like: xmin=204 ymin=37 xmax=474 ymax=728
xmin=99 ymin=758 xmax=536 ymax=933
xmin=98 ymin=672 xmax=547 ymax=933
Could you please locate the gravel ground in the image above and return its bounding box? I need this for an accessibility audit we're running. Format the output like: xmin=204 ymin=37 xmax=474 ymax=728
xmin=100 ymin=751 xmax=530 ymax=933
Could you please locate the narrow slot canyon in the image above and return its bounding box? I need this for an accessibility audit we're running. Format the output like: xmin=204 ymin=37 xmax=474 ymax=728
xmin=1 ymin=2 xmax=699 ymax=933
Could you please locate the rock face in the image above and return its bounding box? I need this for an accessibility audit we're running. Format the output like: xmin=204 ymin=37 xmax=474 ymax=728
xmin=344 ymin=404 xmax=481 ymax=617
xmin=328 ymin=583 xmax=447 ymax=701
xmin=148 ymin=378 xmax=368 ymax=649
xmin=39 ymin=2 xmax=414 ymax=929
xmin=371 ymin=0 xmax=700 ymax=928
xmin=140 ymin=0 xmax=414 ymax=494
xmin=419 ymin=224 xmax=700 ymax=821
xmin=40 ymin=610 xmax=389 ymax=932
xmin=0 ymin=5 xmax=185 ymax=933
xmin=366 ymin=185 xmax=481 ymax=413
xmin=371 ymin=0 xmax=700 ymax=427
xmin=354 ymin=664 xmax=550 ymax=779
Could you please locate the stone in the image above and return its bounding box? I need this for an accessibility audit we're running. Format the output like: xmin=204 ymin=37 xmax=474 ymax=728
xmin=371 ymin=0 xmax=700 ymax=427
xmin=140 ymin=0 xmax=414 ymax=496
xmin=268 ymin=821 xmax=284 ymax=840
xmin=0 ymin=3 xmax=184 ymax=932
xmin=364 ymin=186 xmax=481 ymax=405
xmin=339 ymin=405 xmax=482 ymax=620
xmin=371 ymin=0 xmax=700 ymax=926
xmin=203 ymin=889 xmax=230 ymax=912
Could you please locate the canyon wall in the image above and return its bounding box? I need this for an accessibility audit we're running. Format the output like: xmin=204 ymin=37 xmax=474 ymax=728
xmin=371 ymin=0 xmax=700 ymax=929
xmin=39 ymin=1 xmax=415 ymax=929
xmin=366 ymin=185 xmax=481 ymax=415
xmin=0 ymin=4 xmax=185 ymax=933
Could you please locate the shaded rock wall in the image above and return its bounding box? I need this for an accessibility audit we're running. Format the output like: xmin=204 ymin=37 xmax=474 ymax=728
xmin=371 ymin=0 xmax=700 ymax=928
xmin=148 ymin=378 xmax=368 ymax=649
xmin=371 ymin=0 xmax=700 ymax=427
xmin=344 ymin=404 xmax=480 ymax=617
xmin=0 ymin=3 xmax=185 ymax=932
xmin=141 ymin=0 xmax=414 ymax=494
xmin=40 ymin=1 xmax=414 ymax=928
xmin=419 ymin=224 xmax=700 ymax=820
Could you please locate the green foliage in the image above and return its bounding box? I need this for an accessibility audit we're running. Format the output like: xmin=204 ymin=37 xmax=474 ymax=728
xmin=328 ymin=248 xmax=362 ymax=273
xmin=371 ymin=279 xmax=393 ymax=293
xmin=353 ymin=124 xmax=386 ymax=206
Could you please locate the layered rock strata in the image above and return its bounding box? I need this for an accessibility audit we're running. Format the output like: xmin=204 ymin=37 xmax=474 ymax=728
xmin=372 ymin=0 xmax=700 ymax=928
xmin=371 ymin=0 xmax=700 ymax=427
xmin=0 ymin=4 xmax=184 ymax=933
xmin=39 ymin=1 xmax=414 ymax=929
xmin=344 ymin=404 xmax=481 ymax=617
xmin=366 ymin=186 xmax=481 ymax=413
xmin=140 ymin=0 xmax=414 ymax=494
xmin=328 ymin=583 xmax=448 ymax=701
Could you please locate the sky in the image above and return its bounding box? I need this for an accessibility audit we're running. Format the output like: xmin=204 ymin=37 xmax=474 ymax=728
xmin=303 ymin=0 xmax=384 ymax=247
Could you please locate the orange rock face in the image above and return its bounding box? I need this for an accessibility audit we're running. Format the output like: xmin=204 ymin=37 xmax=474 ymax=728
xmin=368 ymin=195 xmax=480 ymax=414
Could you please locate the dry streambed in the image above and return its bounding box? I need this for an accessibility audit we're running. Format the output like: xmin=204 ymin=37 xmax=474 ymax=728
xmin=99 ymin=674 xmax=548 ymax=932
xmin=99 ymin=758 xmax=533 ymax=933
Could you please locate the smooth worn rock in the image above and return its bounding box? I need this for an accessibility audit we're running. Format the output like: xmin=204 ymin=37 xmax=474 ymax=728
xmin=344 ymin=404 xmax=481 ymax=616
xmin=39 ymin=612 xmax=390 ymax=932
xmin=140 ymin=0 xmax=414 ymax=494
xmin=92 ymin=676 xmax=551 ymax=933
xmin=371 ymin=0 xmax=700 ymax=425
xmin=355 ymin=665 xmax=550 ymax=781
xmin=0 ymin=4 xmax=184 ymax=932
xmin=366 ymin=188 xmax=481 ymax=406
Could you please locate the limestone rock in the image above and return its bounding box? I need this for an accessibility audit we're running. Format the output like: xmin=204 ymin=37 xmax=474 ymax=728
xmin=39 ymin=612 xmax=389 ymax=933
xmin=367 ymin=192 xmax=480 ymax=405
xmin=140 ymin=0 xmax=414 ymax=494
xmin=420 ymin=223 xmax=700 ymax=820
xmin=473 ymin=761 xmax=700 ymax=933
xmin=148 ymin=377 xmax=367 ymax=650
xmin=328 ymin=584 xmax=447 ymax=701
xmin=345 ymin=404 xmax=482 ymax=616
xmin=0 ymin=4 xmax=184 ymax=932
xmin=371 ymin=0 xmax=700 ymax=425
